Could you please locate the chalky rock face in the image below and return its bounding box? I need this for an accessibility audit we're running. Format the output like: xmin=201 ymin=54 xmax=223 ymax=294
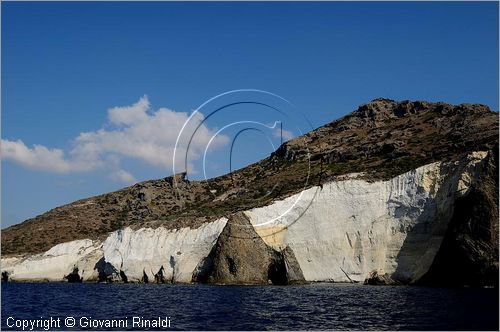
xmin=246 ymin=152 xmax=488 ymax=283
xmin=102 ymin=218 xmax=227 ymax=283
xmin=0 ymin=152 xmax=493 ymax=284
xmin=0 ymin=240 xmax=102 ymax=282
xmin=2 ymin=219 xmax=227 ymax=283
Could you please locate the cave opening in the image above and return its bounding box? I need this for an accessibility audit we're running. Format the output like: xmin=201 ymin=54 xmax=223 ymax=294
xmin=227 ymin=256 xmax=237 ymax=276
xmin=65 ymin=267 xmax=83 ymax=283
xmin=267 ymin=259 xmax=288 ymax=285
xmin=120 ymin=270 xmax=128 ymax=283
xmin=142 ymin=270 xmax=149 ymax=283
xmin=154 ymin=266 xmax=167 ymax=283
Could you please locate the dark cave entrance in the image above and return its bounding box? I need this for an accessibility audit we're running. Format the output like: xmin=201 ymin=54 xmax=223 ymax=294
xmin=268 ymin=259 xmax=288 ymax=285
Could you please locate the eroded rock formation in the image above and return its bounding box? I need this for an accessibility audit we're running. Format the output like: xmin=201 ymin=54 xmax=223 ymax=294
xmin=1 ymin=99 xmax=498 ymax=286
xmin=2 ymin=151 xmax=495 ymax=285
xmin=202 ymin=212 xmax=305 ymax=285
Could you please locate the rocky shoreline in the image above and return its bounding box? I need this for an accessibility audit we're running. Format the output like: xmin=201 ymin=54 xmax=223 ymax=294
xmin=3 ymin=151 xmax=497 ymax=287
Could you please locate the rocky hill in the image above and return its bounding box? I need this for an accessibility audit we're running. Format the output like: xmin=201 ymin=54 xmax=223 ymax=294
xmin=3 ymin=98 xmax=498 ymax=255
xmin=1 ymin=98 xmax=498 ymax=287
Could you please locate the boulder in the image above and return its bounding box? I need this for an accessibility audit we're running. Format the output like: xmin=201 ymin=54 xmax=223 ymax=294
xmin=363 ymin=270 xmax=399 ymax=286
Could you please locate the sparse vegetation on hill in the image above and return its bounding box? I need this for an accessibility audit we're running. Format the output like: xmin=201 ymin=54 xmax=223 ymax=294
xmin=2 ymin=99 xmax=498 ymax=255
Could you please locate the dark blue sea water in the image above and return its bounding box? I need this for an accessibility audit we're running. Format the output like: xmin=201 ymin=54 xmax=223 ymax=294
xmin=1 ymin=283 xmax=498 ymax=331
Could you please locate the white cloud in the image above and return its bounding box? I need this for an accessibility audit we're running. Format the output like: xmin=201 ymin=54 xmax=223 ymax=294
xmin=1 ymin=96 xmax=229 ymax=180
xmin=273 ymin=127 xmax=294 ymax=142
xmin=108 ymin=96 xmax=150 ymax=126
xmin=0 ymin=139 xmax=91 ymax=173
xmin=110 ymin=169 xmax=136 ymax=184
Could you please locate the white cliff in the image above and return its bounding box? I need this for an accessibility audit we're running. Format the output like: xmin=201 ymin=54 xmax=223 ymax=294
xmin=102 ymin=218 xmax=227 ymax=283
xmin=0 ymin=239 xmax=101 ymax=281
xmin=1 ymin=152 xmax=488 ymax=284
xmin=247 ymin=151 xmax=488 ymax=283
xmin=2 ymin=218 xmax=227 ymax=283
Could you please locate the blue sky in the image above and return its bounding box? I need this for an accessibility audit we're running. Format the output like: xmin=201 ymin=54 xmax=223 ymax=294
xmin=1 ymin=1 xmax=498 ymax=228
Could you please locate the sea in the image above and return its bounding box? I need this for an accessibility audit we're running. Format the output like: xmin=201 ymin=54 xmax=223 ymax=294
xmin=1 ymin=282 xmax=498 ymax=331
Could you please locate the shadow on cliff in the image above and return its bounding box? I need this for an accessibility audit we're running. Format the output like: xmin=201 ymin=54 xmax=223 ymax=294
xmin=392 ymin=149 xmax=499 ymax=287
